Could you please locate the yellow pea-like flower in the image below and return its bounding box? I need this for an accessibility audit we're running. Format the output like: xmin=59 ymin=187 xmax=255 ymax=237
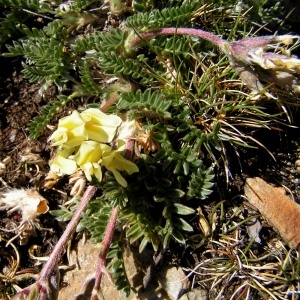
xmin=73 ymin=140 xmax=109 ymax=165
xmin=49 ymin=109 xmax=122 ymax=148
xmin=48 ymin=110 xmax=87 ymax=147
xmin=73 ymin=141 xmax=111 ymax=182
xmin=102 ymin=140 xmax=139 ymax=187
xmin=58 ymin=110 xmax=84 ymax=128
xmin=80 ymin=162 xmax=102 ymax=182
xmin=49 ymin=109 xmax=138 ymax=185
xmin=80 ymin=108 xmax=122 ymax=143
xmin=49 ymin=147 xmax=78 ymax=175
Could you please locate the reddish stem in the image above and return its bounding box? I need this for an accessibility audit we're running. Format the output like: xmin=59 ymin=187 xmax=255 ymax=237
xmin=91 ymin=205 xmax=119 ymax=300
xmin=39 ymin=185 xmax=97 ymax=281
xmin=130 ymin=27 xmax=225 ymax=49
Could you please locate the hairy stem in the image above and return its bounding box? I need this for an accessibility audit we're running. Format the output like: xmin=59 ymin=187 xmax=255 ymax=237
xmin=91 ymin=205 xmax=119 ymax=300
xmin=39 ymin=185 xmax=97 ymax=281
xmin=130 ymin=27 xmax=225 ymax=49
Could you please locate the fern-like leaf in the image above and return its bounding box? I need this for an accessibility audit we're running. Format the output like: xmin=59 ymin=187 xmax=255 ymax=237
xmin=161 ymin=200 xmax=195 ymax=246
xmin=102 ymin=172 xmax=129 ymax=208
xmin=132 ymin=0 xmax=155 ymax=13
xmin=28 ymin=94 xmax=74 ymax=139
xmin=187 ymin=165 xmax=215 ymax=200
xmin=97 ymin=51 xmax=152 ymax=83
xmin=118 ymin=89 xmax=172 ymax=118
xmin=50 ymin=203 xmax=77 ymax=222
xmin=78 ymin=60 xmax=103 ymax=96
xmin=0 ymin=0 xmax=39 ymax=10
xmin=121 ymin=207 xmax=161 ymax=252
xmin=126 ymin=0 xmax=199 ymax=29
xmin=79 ymin=198 xmax=113 ymax=241
xmin=72 ymin=28 xmax=125 ymax=54
xmin=107 ymin=241 xmax=133 ymax=296
xmin=3 ymin=23 xmax=70 ymax=92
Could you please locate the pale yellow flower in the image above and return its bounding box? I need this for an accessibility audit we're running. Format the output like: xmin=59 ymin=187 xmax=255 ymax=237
xmin=73 ymin=140 xmax=110 ymax=165
xmin=58 ymin=110 xmax=83 ymax=128
xmin=80 ymin=108 xmax=122 ymax=143
xmin=49 ymin=108 xmax=122 ymax=148
xmin=102 ymin=140 xmax=139 ymax=187
xmin=80 ymin=162 xmax=102 ymax=182
xmin=48 ymin=110 xmax=87 ymax=147
xmin=49 ymin=147 xmax=78 ymax=175
xmin=73 ymin=141 xmax=111 ymax=182
xmin=49 ymin=109 xmax=138 ymax=185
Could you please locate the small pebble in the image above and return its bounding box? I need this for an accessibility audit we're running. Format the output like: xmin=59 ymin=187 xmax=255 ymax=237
xmin=280 ymin=171 xmax=288 ymax=177
xmin=295 ymin=159 xmax=300 ymax=174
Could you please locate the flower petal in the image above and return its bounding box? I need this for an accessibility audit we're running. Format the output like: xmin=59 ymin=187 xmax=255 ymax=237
xmin=66 ymin=124 xmax=88 ymax=147
xmin=49 ymin=110 xmax=86 ymax=147
xmin=49 ymin=123 xmax=87 ymax=148
xmin=81 ymin=108 xmax=122 ymax=143
xmin=80 ymin=162 xmax=93 ymax=181
xmin=48 ymin=127 xmax=69 ymax=146
xmin=103 ymin=152 xmax=139 ymax=174
xmin=92 ymin=163 xmax=103 ymax=182
xmin=81 ymin=162 xmax=103 ymax=182
xmin=73 ymin=141 xmax=109 ymax=166
xmin=50 ymin=149 xmax=78 ymax=175
xmin=81 ymin=108 xmax=122 ymax=127
xmin=85 ymin=124 xmax=120 ymax=144
xmin=58 ymin=110 xmax=84 ymax=129
xmin=110 ymin=169 xmax=128 ymax=187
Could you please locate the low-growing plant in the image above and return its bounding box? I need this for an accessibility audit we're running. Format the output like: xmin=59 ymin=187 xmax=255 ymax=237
xmin=1 ymin=0 xmax=300 ymax=299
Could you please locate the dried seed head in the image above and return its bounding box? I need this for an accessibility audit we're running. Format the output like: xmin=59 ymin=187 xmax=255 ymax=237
xmin=0 ymin=188 xmax=49 ymax=222
xmin=134 ymin=129 xmax=160 ymax=154
xmin=0 ymin=188 xmax=49 ymax=245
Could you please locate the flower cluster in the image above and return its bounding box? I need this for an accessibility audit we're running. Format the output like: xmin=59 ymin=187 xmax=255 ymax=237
xmin=227 ymin=35 xmax=300 ymax=97
xmin=49 ymin=108 xmax=139 ymax=187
